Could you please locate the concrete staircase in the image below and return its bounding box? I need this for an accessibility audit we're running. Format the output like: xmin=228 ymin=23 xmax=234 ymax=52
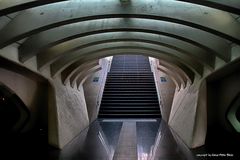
xmin=98 ymin=55 xmax=161 ymax=118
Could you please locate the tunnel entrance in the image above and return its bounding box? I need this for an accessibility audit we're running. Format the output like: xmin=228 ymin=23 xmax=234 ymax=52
xmin=0 ymin=83 xmax=30 ymax=135
xmin=98 ymin=55 xmax=161 ymax=118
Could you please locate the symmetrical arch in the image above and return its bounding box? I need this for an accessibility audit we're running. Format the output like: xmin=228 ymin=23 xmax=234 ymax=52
xmin=50 ymin=41 xmax=203 ymax=73
xmin=0 ymin=0 xmax=238 ymax=97
xmin=35 ymin=32 xmax=214 ymax=69
xmin=177 ymin=0 xmax=240 ymax=15
xmin=0 ymin=0 xmax=66 ymax=16
xmin=0 ymin=0 xmax=240 ymax=47
xmin=18 ymin=18 xmax=229 ymax=62
xmin=1 ymin=0 xmax=240 ymax=149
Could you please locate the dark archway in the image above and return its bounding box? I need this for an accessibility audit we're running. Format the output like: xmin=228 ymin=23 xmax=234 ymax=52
xmin=0 ymin=83 xmax=30 ymax=135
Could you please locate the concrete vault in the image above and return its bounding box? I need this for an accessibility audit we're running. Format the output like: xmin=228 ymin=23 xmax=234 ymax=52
xmin=0 ymin=0 xmax=240 ymax=149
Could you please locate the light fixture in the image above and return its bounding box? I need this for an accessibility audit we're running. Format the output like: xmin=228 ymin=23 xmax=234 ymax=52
xmin=120 ymin=0 xmax=130 ymax=4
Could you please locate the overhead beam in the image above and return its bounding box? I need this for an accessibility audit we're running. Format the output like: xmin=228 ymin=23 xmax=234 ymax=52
xmin=178 ymin=0 xmax=240 ymax=15
xmin=48 ymin=42 xmax=203 ymax=77
xmin=69 ymin=63 xmax=99 ymax=87
xmin=0 ymin=0 xmax=239 ymax=48
xmin=61 ymin=60 xmax=99 ymax=85
xmin=76 ymin=67 xmax=102 ymax=90
xmin=18 ymin=19 xmax=229 ymax=62
xmin=159 ymin=60 xmax=190 ymax=84
xmin=157 ymin=65 xmax=183 ymax=90
xmin=50 ymin=48 xmax=196 ymax=82
xmin=0 ymin=0 xmax=66 ymax=16
xmin=158 ymin=59 xmax=190 ymax=86
xmin=36 ymin=38 xmax=210 ymax=72
xmin=72 ymin=65 xmax=101 ymax=88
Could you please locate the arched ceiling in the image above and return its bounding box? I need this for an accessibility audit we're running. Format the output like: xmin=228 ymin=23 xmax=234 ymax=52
xmin=61 ymin=60 xmax=99 ymax=85
xmin=0 ymin=0 xmax=66 ymax=16
xmin=0 ymin=0 xmax=239 ymax=88
xmin=177 ymin=0 xmax=240 ymax=15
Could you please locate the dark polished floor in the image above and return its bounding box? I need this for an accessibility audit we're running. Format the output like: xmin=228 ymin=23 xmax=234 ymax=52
xmin=1 ymin=119 xmax=239 ymax=159
xmin=49 ymin=119 xmax=196 ymax=160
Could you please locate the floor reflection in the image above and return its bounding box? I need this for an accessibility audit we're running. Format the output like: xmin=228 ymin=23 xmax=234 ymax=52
xmin=137 ymin=119 xmax=195 ymax=160
xmin=49 ymin=119 xmax=196 ymax=160
xmin=136 ymin=120 xmax=160 ymax=160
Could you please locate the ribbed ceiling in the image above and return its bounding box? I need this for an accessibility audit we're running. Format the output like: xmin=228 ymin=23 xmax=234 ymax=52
xmin=0 ymin=0 xmax=239 ymax=87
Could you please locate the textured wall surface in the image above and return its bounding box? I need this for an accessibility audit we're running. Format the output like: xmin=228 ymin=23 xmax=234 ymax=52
xmin=151 ymin=58 xmax=208 ymax=148
xmin=156 ymin=71 xmax=175 ymax=122
xmin=168 ymin=79 xmax=207 ymax=148
xmin=51 ymin=76 xmax=89 ymax=148
xmin=83 ymin=58 xmax=110 ymax=123
xmin=150 ymin=59 xmax=176 ymax=122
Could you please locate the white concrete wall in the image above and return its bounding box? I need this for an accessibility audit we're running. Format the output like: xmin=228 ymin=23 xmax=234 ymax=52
xmin=168 ymin=78 xmax=207 ymax=148
xmin=150 ymin=59 xmax=176 ymax=122
xmin=150 ymin=58 xmax=207 ymax=148
xmin=50 ymin=76 xmax=89 ymax=148
xmin=83 ymin=58 xmax=110 ymax=123
xmin=192 ymin=80 xmax=207 ymax=148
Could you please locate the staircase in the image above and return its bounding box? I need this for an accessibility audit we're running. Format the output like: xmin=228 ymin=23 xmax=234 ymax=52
xmin=98 ymin=55 xmax=161 ymax=118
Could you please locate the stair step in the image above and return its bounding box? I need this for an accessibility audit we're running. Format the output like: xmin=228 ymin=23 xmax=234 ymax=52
xmin=99 ymin=110 xmax=160 ymax=114
xmin=98 ymin=114 xmax=161 ymax=118
xmin=101 ymin=102 xmax=159 ymax=105
xmin=107 ymin=77 xmax=154 ymax=79
xmin=108 ymin=74 xmax=153 ymax=76
xmin=107 ymin=76 xmax=153 ymax=78
xmin=98 ymin=55 xmax=161 ymax=118
xmin=102 ymin=94 xmax=158 ymax=96
xmin=104 ymin=88 xmax=156 ymax=90
xmin=103 ymin=90 xmax=157 ymax=93
xmin=102 ymin=97 xmax=158 ymax=100
xmin=106 ymin=79 xmax=154 ymax=81
xmin=108 ymin=71 xmax=153 ymax=76
xmin=105 ymin=85 xmax=156 ymax=88
xmin=105 ymin=85 xmax=155 ymax=87
xmin=108 ymin=72 xmax=153 ymax=74
xmin=105 ymin=82 xmax=155 ymax=84
xmin=110 ymin=68 xmax=151 ymax=69
xmin=100 ymin=107 xmax=159 ymax=110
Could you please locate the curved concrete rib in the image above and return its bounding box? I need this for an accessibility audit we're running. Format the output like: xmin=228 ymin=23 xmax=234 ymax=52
xmin=49 ymin=42 xmax=203 ymax=76
xmin=76 ymin=66 xmax=102 ymax=90
xmin=178 ymin=0 xmax=240 ymax=15
xmin=37 ymin=39 xmax=207 ymax=73
xmin=69 ymin=63 xmax=99 ymax=87
xmin=57 ymin=41 xmax=204 ymax=73
xmin=50 ymin=49 xmax=196 ymax=83
xmin=36 ymin=32 xmax=214 ymax=70
xmin=0 ymin=0 xmax=66 ymax=16
xmin=157 ymin=66 xmax=182 ymax=91
xmin=158 ymin=60 xmax=190 ymax=85
xmin=18 ymin=18 xmax=230 ymax=62
xmin=156 ymin=60 xmax=187 ymax=88
xmin=61 ymin=60 xmax=99 ymax=85
xmin=0 ymin=0 xmax=239 ymax=48
xmin=158 ymin=69 xmax=180 ymax=91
